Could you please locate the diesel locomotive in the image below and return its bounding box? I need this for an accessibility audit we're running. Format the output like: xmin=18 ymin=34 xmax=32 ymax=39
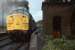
xmin=6 ymin=0 xmax=36 ymax=42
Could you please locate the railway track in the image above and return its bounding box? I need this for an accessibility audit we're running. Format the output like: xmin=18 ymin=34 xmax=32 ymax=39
xmin=0 ymin=34 xmax=30 ymax=50
xmin=0 ymin=29 xmax=39 ymax=50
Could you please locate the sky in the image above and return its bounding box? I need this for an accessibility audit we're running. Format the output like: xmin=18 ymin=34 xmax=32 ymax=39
xmin=0 ymin=0 xmax=43 ymax=25
xmin=28 ymin=0 xmax=43 ymax=22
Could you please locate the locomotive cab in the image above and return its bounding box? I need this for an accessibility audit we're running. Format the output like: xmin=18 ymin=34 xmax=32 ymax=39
xmin=6 ymin=8 xmax=36 ymax=42
xmin=6 ymin=9 xmax=30 ymax=32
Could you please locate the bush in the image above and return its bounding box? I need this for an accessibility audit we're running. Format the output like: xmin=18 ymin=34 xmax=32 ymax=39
xmin=42 ymin=35 xmax=75 ymax=50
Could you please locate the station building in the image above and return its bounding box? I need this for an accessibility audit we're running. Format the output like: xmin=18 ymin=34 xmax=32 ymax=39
xmin=42 ymin=0 xmax=75 ymax=39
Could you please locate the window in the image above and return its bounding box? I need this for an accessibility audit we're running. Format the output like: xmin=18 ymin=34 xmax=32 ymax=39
xmin=48 ymin=0 xmax=72 ymax=4
xmin=63 ymin=0 xmax=66 ymax=2
xmin=9 ymin=7 xmax=29 ymax=16
xmin=67 ymin=0 xmax=71 ymax=2
xmin=49 ymin=0 xmax=63 ymax=3
xmin=63 ymin=0 xmax=71 ymax=3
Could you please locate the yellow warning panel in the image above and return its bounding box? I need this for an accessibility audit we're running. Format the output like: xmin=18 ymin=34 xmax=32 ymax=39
xmin=6 ymin=13 xmax=29 ymax=30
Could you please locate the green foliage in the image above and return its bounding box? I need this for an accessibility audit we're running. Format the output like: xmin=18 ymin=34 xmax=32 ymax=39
xmin=42 ymin=35 xmax=75 ymax=50
xmin=0 ymin=26 xmax=6 ymax=28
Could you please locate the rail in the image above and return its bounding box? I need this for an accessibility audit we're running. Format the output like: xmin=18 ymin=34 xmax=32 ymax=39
xmin=0 ymin=29 xmax=39 ymax=50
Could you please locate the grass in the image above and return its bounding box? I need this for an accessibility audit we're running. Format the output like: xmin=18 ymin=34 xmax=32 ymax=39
xmin=42 ymin=35 xmax=75 ymax=50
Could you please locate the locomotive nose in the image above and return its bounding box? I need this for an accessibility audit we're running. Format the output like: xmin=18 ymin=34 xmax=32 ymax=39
xmin=6 ymin=13 xmax=29 ymax=31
